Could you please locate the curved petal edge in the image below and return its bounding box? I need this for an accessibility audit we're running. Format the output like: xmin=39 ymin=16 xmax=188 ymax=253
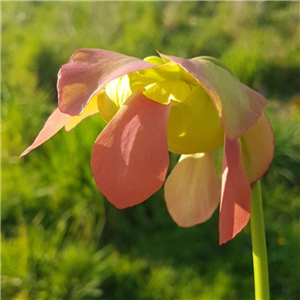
xmin=20 ymin=108 xmax=71 ymax=157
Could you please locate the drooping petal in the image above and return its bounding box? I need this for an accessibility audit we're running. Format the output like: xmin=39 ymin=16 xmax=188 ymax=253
xmin=91 ymin=93 xmax=171 ymax=209
xmin=164 ymin=152 xmax=220 ymax=227
xmin=219 ymin=137 xmax=251 ymax=245
xmin=159 ymin=53 xmax=267 ymax=139
xmin=58 ymin=49 xmax=153 ymax=116
xmin=20 ymin=108 xmax=71 ymax=157
xmin=241 ymin=113 xmax=274 ymax=184
xmin=167 ymin=85 xmax=224 ymax=154
xmin=64 ymin=93 xmax=100 ymax=131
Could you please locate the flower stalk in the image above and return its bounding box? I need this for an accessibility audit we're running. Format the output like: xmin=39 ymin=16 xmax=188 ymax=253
xmin=251 ymin=181 xmax=270 ymax=300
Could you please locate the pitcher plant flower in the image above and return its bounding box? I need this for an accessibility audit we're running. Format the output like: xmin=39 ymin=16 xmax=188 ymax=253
xmin=21 ymin=49 xmax=274 ymax=245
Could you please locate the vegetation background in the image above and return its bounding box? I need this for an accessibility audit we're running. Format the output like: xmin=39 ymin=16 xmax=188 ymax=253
xmin=2 ymin=1 xmax=299 ymax=300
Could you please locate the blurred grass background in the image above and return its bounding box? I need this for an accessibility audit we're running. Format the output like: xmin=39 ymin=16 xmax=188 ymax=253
xmin=1 ymin=1 xmax=300 ymax=299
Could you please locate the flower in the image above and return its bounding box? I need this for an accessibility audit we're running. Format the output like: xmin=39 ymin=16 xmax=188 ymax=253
xmin=21 ymin=49 xmax=274 ymax=244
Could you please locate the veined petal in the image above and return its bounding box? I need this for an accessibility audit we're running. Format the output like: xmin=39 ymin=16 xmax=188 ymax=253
xmin=159 ymin=53 xmax=267 ymax=139
xmin=164 ymin=152 xmax=220 ymax=227
xmin=105 ymin=75 xmax=133 ymax=107
xmin=58 ymin=49 xmax=153 ymax=116
xmin=64 ymin=93 xmax=100 ymax=131
xmin=20 ymin=108 xmax=71 ymax=157
xmin=241 ymin=113 xmax=274 ymax=184
xmin=97 ymin=74 xmax=134 ymax=123
xmin=167 ymin=85 xmax=224 ymax=154
xmin=219 ymin=137 xmax=251 ymax=245
xmin=91 ymin=93 xmax=171 ymax=209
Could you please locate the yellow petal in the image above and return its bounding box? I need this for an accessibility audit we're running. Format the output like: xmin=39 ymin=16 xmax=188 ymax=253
xmin=65 ymin=95 xmax=99 ymax=131
xmin=143 ymin=80 xmax=193 ymax=105
xmin=97 ymin=92 xmax=119 ymax=123
xmin=105 ymin=75 xmax=133 ymax=107
xmin=167 ymin=85 xmax=224 ymax=154
xmin=143 ymin=56 xmax=164 ymax=65
xmin=98 ymin=75 xmax=133 ymax=123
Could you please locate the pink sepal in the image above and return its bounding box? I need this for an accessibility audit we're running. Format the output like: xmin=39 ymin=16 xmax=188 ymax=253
xmin=91 ymin=93 xmax=170 ymax=208
xmin=58 ymin=49 xmax=153 ymax=116
xmin=219 ymin=137 xmax=251 ymax=245
xmin=20 ymin=108 xmax=71 ymax=157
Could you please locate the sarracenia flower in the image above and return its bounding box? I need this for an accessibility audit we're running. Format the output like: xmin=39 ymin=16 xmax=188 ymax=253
xmin=21 ymin=49 xmax=274 ymax=244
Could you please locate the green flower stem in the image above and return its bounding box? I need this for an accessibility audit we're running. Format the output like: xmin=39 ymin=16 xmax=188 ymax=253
xmin=251 ymin=181 xmax=270 ymax=300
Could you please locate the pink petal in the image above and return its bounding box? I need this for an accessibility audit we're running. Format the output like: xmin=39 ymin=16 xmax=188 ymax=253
xmin=219 ymin=137 xmax=251 ymax=245
xmin=91 ymin=93 xmax=170 ymax=209
xmin=164 ymin=152 xmax=220 ymax=227
xmin=159 ymin=53 xmax=267 ymax=139
xmin=20 ymin=108 xmax=71 ymax=157
xmin=241 ymin=113 xmax=274 ymax=184
xmin=58 ymin=49 xmax=153 ymax=116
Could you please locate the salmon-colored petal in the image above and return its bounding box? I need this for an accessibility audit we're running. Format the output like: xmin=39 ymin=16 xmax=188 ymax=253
xmin=58 ymin=49 xmax=153 ymax=116
xmin=241 ymin=113 xmax=274 ymax=184
xmin=219 ymin=137 xmax=251 ymax=245
xmin=64 ymin=93 xmax=100 ymax=131
xmin=164 ymin=152 xmax=220 ymax=227
xmin=159 ymin=53 xmax=267 ymax=139
xmin=91 ymin=93 xmax=171 ymax=209
xmin=20 ymin=108 xmax=71 ymax=157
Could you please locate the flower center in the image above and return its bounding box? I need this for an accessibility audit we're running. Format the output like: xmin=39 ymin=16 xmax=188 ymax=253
xmin=98 ymin=55 xmax=224 ymax=154
xmin=104 ymin=56 xmax=198 ymax=107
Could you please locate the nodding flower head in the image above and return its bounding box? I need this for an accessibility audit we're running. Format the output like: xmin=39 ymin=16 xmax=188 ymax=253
xmin=21 ymin=49 xmax=274 ymax=245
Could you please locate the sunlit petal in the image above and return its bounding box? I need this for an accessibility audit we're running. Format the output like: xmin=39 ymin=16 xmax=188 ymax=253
xmin=165 ymin=152 xmax=220 ymax=227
